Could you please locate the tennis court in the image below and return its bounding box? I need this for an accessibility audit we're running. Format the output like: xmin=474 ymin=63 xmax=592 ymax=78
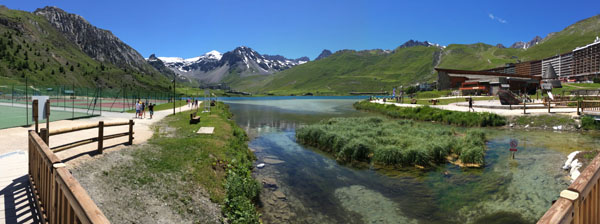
xmin=0 ymin=105 xmax=92 ymax=129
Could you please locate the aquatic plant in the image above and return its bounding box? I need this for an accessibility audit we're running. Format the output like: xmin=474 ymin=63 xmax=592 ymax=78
xmin=581 ymin=116 xmax=600 ymax=130
xmin=296 ymin=117 xmax=487 ymax=167
xmin=353 ymin=100 xmax=506 ymax=127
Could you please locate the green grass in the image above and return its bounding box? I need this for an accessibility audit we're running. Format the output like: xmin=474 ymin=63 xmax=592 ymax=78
xmin=582 ymin=116 xmax=600 ymax=130
xmin=353 ymin=101 xmax=506 ymax=127
xmin=102 ymin=102 xmax=260 ymax=223
xmin=296 ymin=117 xmax=487 ymax=167
xmin=511 ymin=115 xmax=576 ymax=128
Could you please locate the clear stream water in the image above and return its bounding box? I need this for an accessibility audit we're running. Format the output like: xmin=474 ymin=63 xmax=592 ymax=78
xmin=221 ymin=96 xmax=600 ymax=224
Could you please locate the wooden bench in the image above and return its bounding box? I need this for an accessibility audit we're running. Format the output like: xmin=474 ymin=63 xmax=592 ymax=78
xmin=190 ymin=112 xmax=200 ymax=124
xmin=429 ymin=99 xmax=439 ymax=105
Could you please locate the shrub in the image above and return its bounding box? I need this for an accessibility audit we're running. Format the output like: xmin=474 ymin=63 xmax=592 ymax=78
xmin=582 ymin=116 xmax=600 ymax=130
xmin=297 ymin=116 xmax=487 ymax=168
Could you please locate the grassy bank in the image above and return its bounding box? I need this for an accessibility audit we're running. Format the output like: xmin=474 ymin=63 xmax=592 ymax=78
xmin=79 ymin=102 xmax=261 ymax=223
xmin=353 ymin=101 xmax=506 ymax=127
xmin=297 ymin=117 xmax=487 ymax=167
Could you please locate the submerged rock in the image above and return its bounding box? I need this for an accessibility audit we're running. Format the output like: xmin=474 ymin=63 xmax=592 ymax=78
xmin=262 ymin=177 xmax=278 ymax=189
xmin=273 ymin=190 xmax=286 ymax=200
xmin=263 ymin=158 xmax=285 ymax=164
xmin=334 ymin=185 xmax=417 ymax=224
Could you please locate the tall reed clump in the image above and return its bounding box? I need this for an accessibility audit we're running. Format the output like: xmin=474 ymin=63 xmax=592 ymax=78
xmin=296 ymin=117 xmax=487 ymax=167
xmin=353 ymin=100 xmax=506 ymax=127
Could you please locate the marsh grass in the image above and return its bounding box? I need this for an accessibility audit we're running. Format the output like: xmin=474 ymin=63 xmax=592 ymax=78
xmin=296 ymin=117 xmax=487 ymax=167
xmin=353 ymin=100 xmax=506 ymax=127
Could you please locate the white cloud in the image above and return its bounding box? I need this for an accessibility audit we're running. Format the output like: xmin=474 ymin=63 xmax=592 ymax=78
xmin=488 ymin=13 xmax=507 ymax=24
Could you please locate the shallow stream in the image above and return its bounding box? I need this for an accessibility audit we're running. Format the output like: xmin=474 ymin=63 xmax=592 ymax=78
xmin=222 ymin=96 xmax=600 ymax=224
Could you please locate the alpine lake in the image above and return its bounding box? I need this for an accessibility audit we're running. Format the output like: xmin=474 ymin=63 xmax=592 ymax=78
xmin=220 ymin=96 xmax=600 ymax=224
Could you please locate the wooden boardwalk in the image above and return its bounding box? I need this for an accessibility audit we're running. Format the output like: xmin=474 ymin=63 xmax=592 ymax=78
xmin=0 ymin=151 xmax=40 ymax=224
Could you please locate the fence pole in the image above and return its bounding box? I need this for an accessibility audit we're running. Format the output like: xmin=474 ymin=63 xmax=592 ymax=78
xmin=548 ymin=99 xmax=551 ymax=113
xmin=98 ymin=121 xmax=104 ymax=154
xmin=40 ymin=128 xmax=48 ymax=145
xmin=72 ymin=83 xmax=74 ymax=119
xmin=523 ymin=100 xmax=527 ymax=114
xmin=26 ymin=77 xmax=29 ymax=126
xmin=128 ymin=119 xmax=134 ymax=145
xmin=33 ymin=99 xmax=38 ymax=133
xmin=578 ymin=100 xmax=581 ymax=115
xmin=45 ymin=100 xmax=50 ymax=144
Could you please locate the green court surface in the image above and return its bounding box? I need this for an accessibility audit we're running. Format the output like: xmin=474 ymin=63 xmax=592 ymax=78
xmin=0 ymin=105 xmax=92 ymax=129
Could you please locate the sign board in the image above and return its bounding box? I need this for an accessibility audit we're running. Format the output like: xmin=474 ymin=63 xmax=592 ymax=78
xmin=32 ymin=96 xmax=49 ymax=121
xmin=509 ymin=139 xmax=518 ymax=152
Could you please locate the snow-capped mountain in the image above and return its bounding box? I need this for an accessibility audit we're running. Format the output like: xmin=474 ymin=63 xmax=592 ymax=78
xmin=149 ymin=47 xmax=309 ymax=84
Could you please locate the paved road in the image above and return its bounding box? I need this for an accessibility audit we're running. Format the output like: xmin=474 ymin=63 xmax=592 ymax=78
xmin=0 ymin=102 xmax=198 ymax=223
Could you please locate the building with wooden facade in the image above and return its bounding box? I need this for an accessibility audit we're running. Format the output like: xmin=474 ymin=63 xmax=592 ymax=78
xmin=437 ymin=37 xmax=600 ymax=94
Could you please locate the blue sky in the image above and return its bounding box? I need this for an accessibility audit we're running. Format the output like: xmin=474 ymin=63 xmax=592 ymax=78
xmin=3 ymin=0 xmax=599 ymax=60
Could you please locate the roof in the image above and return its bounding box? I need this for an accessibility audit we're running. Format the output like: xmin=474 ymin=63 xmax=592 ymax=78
xmin=435 ymin=68 xmax=542 ymax=80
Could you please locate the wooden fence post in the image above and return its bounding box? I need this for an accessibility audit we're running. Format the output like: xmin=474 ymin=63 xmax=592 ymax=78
xmin=98 ymin=121 xmax=104 ymax=154
xmin=578 ymin=100 xmax=581 ymax=115
xmin=523 ymin=100 xmax=527 ymax=114
xmin=128 ymin=119 xmax=134 ymax=145
xmin=548 ymin=100 xmax=551 ymax=113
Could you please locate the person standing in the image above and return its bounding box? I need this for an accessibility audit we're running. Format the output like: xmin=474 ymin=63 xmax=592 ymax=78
xmin=141 ymin=102 xmax=146 ymax=118
xmin=135 ymin=101 xmax=140 ymax=118
xmin=149 ymin=103 xmax=154 ymax=119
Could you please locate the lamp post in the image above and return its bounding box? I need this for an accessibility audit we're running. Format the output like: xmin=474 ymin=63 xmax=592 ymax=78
xmin=173 ymin=76 xmax=176 ymax=115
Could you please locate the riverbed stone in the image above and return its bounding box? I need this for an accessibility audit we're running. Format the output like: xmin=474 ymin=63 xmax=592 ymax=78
xmin=263 ymin=158 xmax=285 ymax=164
xmin=273 ymin=190 xmax=286 ymax=200
xmin=262 ymin=177 xmax=278 ymax=189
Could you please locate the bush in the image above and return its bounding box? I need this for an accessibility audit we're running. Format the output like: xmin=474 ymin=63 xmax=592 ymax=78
xmin=224 ymin=168 xmax=261 ymax=223
xmin=582 ymin=116 xmax=600 ymax=130
xmin=296 ymin=116 xmax=487 ymax=168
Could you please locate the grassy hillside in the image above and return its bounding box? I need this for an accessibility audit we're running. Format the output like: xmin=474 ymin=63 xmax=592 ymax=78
xmin=249 ymin=47 xmax=440 ymax=95
xmin=242 ymin=15 xmax=600 ymax=95
xmin=437 ymin=43 xmax=521 ymax=70
xmin=0 ymin=7 xmax=171 ymax=90
xmin=519 ymin=15 xmax=600 ymax=61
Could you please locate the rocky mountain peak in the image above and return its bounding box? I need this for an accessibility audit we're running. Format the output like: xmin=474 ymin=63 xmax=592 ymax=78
xmin=315 ymin=49 xmax=332 ymax=60
xmin=510 ymin=36 xmax=543 ymax=49
xmin=34 ymin=6 xmax=151 ymax=72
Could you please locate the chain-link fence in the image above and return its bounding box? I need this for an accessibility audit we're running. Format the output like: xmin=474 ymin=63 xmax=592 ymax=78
xmin=0 ymin=84 xmax=181 ymax=129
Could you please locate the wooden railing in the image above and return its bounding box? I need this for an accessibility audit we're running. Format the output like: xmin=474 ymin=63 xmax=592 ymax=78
xmin=580 ymin=101 xmax=600 ymax=113
xmin=40 ymin=120 xmax=134 ymax=154
xmin=538 ymin=153 xmax=600 ymax=223
xmin=28 ymin=130 xmax=110 ymax=223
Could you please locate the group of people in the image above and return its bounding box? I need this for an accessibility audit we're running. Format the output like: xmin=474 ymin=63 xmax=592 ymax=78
xmin=135 ymin=100 xmax=155 ymax=119
xmin=187 ymin=99 xmax=199 ymax=108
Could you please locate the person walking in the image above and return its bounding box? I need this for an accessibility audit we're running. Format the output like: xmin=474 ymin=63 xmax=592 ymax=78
xmin=149 ymin=103 xmax=155 ymax=119
xmin=468 ymin=97 xmax=475 ymax=112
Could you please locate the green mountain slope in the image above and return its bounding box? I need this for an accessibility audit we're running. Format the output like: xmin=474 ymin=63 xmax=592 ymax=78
xmin=251 ymin=47 xmax=440 ymax=95
xmin=0 ymin=6 xmax=171 ymax=90
xmin=519 ymin=15 xmax=600 ymax=61
xmin=246 ymin=15 xmax=600 ymax=95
